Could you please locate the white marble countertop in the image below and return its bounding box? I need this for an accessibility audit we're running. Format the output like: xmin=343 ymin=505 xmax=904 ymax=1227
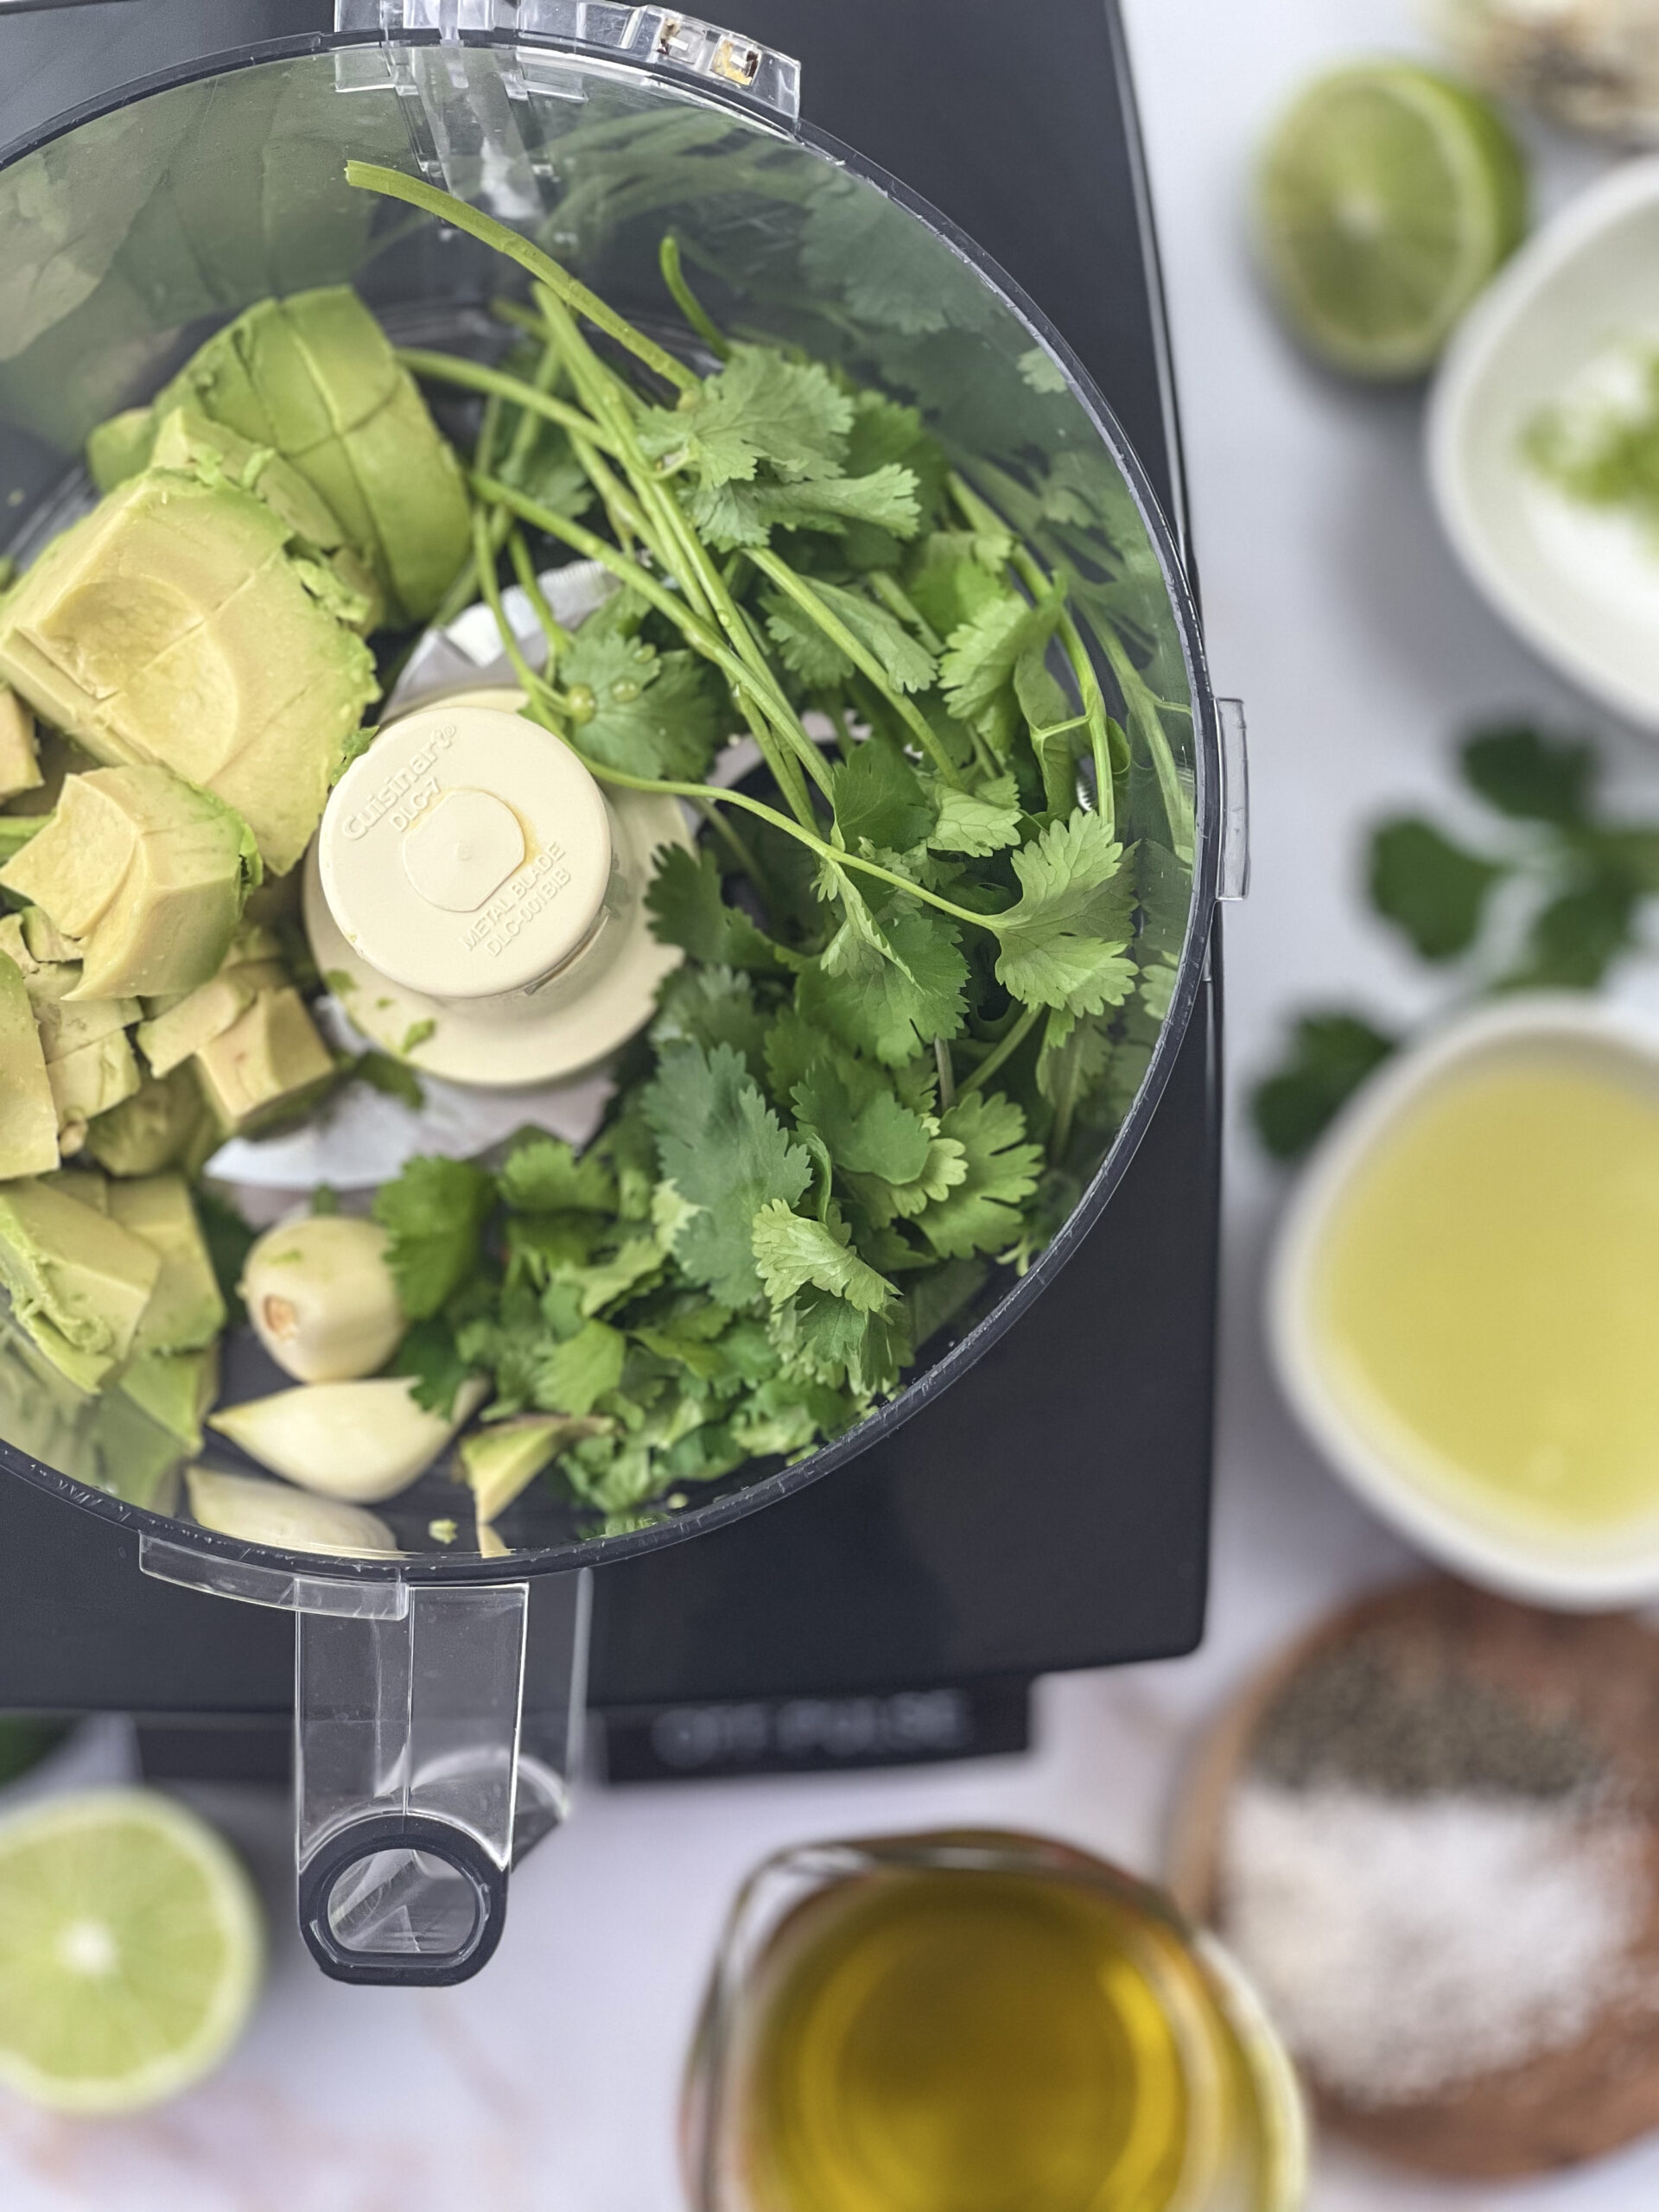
xmin=6 ymin=0 xmax=1659 ymax=2205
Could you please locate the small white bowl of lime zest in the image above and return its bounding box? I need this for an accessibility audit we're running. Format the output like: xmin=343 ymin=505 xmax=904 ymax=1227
xmin=1269 ymin=995 xmax=1659 ymax=1611
xmin=1427 ymin=156 xmax=1659 ymax=731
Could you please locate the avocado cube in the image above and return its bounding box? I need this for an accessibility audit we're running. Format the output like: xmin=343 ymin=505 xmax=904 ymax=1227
xmin=0 ymin=1175 xmax=161 ymax=1386
xmin=85 ymin=1065 xmax=213 ymax=1179
xmin=0 ymin=685 xmax=41 ymax=804
xmin=117 ymin=1342 xmax=219 ymax=1454
xmin=26 ymin=967 xmax=140 ymax=1067
xmin=0 ymin=472 xmax=378 ymax=874
xmin=107 ymin=1173 xmax=225 ymax=1356
xmin=193 ymin=985 xmax=334 ymax=1134
xmin=47 ymin=1029 xmax=142 ymax=1155
xmin=0 ymin=950 xmax=60 ymax=1179
xmin=1 ymin=765 xmax=258 ymax=1001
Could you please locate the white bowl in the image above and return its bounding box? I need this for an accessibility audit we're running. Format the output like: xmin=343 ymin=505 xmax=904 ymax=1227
xmin=1427 ymin=158 xmax=1659 ymax=730
xmin=1269 ymin=995 xmax=1659 ymax=1609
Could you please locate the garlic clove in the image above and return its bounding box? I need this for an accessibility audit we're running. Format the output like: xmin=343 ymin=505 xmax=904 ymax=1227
xmin=239 ymin=1213 xmax=405 ymax=1384
xmin=186 ymin=1465 xmax=397 ymax=1555
xmin=459 ymin=1413 xmax=608 ymax=1524
xmin=208 ymin=1375 xmax=488 ymax=1503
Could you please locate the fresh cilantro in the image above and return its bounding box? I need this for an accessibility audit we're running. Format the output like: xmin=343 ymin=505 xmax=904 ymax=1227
xmin=536 ymin=1318 xmax=626 ymax=1415
xmin=651 ymin=965 xmax=770 ymax=1077
xmin=639 ymin=345 xmax=852 ymax=486
xmin=353 ymin=1050 xmax=424 ymax=1110
xmin=643 ymin=1040 xmax=811 ymax=1309
xmin=940 ymin=588 xmax=1064 ymax=755
xmin=690 ymin=466 xmax=920 ymax=550
xmin=1505 ymin=878 xmax=1639 ymax=989
xmin=907 ymin=531 xmax=1010 ymax=638
xmin=372 ymin=1155 xmax=497 ymax=1319
xmin=562 ymin=622 xmax=723 ymax=781
xmin=995 ymin=810 xmax=1136 ymax=1016
xmin=752 ymin=1200 xmax=895 ymax=1313
xmin=1368 ymin=819 xmax=1504 ymax=962
xmin=1460 ymin=725 xmax=1595 ymax=824
xmin=392 ymin=1313 xmax=475 ymax=1417
xmin=833 ymin=737 xmax=936 ymax=854
xmin=929 ymin=775 xmax=1022 ymax=857
xmin=798 ymin=895 xmax=969 ymax=1066
xmin=498 ymin=1132 xmax=617 ymax=1215
xmin=792 ymin=1053 xmax=932 ymax=1183
xmin=1252 ymin=1014 xmax=1397 ymax=1160
xmin=645 ymin=845 xmax=784 ymax=974
xmin=915 ymin=1093 xmax=1042 ymax=1259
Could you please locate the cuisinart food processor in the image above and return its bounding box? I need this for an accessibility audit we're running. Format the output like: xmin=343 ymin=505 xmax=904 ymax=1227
xmin=0 ymin=0 xmax=1245 ymax=1984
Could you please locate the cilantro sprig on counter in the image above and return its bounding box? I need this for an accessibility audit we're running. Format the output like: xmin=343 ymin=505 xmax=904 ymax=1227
xmin=1253 ymin=726 xmax=1659 ymax=1160
xmin=342 ymin=163 xmax=1193 ymax=1526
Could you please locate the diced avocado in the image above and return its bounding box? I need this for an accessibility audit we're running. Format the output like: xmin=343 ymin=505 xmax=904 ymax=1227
xmin=108 ymin=1173 xmax=225 ymax=1355
xmin=0 ymin=1310 xmax=99 ymax=1476
xmin=0 ymin=472 xmax=378 ymax=874
xmin=1 ymin=765 xmax=257 ymax=1001
xmin=93 ymin=288 xmax=470 ymax=626
xmin=85 ymin=1065 xmax=214 ymax=1179
xmin=0 ymin=1175 xmax=160 ymax=1387
xmin=86 ymin=1384 xmax=186 ymax=1511
xmin=0 ymin=914 xmax=30 ymax=975
xmin=138 ymin=963 xmax=283 ymax=1077
xmin=26 ymin=968 xmax=140 ymax=1066
xmin=117 ymin=1343 xmax=219 ymax=1455
xmin=47 ymin=1029 xmax=142 ymax=1155
xmin=22 ymin=907 xmax=83 ymax=965
xmin=0 ymin=815 xmax=45 ymax=866
xmin=86 ymin=408 xmax=157 ymax=495
xmin=149 ymin=405 xmax=384 ymax=634
xmin=0 ymin=949 xmax=59 ymax=1178
xmin=40 ymin=1167 xmax=110 ymax=1213
xmin=0 ymin=685 xmax=41 ymax=804
xmin=459 ymin=1414 xmax=603 ymax=1523
xmin=193 ymin=985 xmax=335 ymax=1134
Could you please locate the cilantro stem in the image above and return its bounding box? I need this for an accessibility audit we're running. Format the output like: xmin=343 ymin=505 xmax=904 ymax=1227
xmin=868 ymin=568 xmax=944 ymax=656
xmin=659 ymin=233 xmax=730 ymax=360
xmin=958 ymin=1003 xmax=1041 ymax=1096
xmin=471 ymin=506 xmax=563 ymax=717
xmin=346 ymin=162 xmax=698 ymax=395
xmin=505 ymin=528 xmax=571 ymax=660
xmin=474 ymin=471 xmax=823 ymax=829
xmin=691 ymin=798 xmax=778 ymax=923
xmin=748 ymin=551 xmax=967 ymax=791
xmin=396 ymin=349 xmax=623 ymax=456
xmin=523 ymin=724 xmax=1009 ymax=939
xmin=933 ymin=1036 xmax=957 ymax=1110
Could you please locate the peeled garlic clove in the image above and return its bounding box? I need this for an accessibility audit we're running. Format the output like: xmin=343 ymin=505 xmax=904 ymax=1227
xmin=209 ymin=1375 xmax=488 ymax=1503
xmin=187 ymin=1465 xmax=397 ymax=1556
xmin=239 ymin=1213 xmax=405 ymax=1384
xmin=459 ymin=1413 xmax=607 ymax=1524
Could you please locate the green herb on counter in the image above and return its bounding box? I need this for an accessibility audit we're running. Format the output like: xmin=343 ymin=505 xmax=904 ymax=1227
xmin=1253 ymin=724 xmax=1659 ymax=1159
xmin=1525 ymin=344 xmax=1659 ymax=543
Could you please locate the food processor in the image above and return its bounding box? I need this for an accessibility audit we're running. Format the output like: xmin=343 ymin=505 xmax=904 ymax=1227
xmin=0 ymin=0 xmax=1245 ymax=1984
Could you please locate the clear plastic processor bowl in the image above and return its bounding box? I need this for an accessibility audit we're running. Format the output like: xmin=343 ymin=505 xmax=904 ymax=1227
xmin=0 ymin=5 xmax=1231 ymax=1983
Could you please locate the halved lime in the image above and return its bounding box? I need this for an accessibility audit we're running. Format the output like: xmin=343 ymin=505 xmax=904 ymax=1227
xmin=0 ymin=1789 xmax=264 ymax=2113
xmin=1257 ymin=61 xmax=1527 ymax=378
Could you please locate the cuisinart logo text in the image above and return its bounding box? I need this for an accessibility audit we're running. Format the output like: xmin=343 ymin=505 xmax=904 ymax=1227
xmin=649 ymin=1691 xmax=972 ymax=1770
xmin=340 ymin=728 xmax=455 ymax=839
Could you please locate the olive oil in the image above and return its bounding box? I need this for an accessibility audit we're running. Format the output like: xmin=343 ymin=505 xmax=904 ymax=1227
xmin=1311 ymin=1052 xmax=1659 ymax=1533
xmin=737 ymin=1867 xmax=1230 ymax=2212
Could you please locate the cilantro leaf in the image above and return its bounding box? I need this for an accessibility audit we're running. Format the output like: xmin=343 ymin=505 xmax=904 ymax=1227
xmin=639 ymin=345 xmax=851 ymax=486
xmin=535 ymin=1317 xmax=626 ymax=1415
xmin=994 ymin=810 xmax=1136 ymax=1016
xmin=1460 ymin=725 xmax=1595 ymax=826
xmin=690 ymin=467 xmax=921 ymax=550
xmin=651 ymin=964 xmax=769 ymax=1077
xmin=845 ymin=392 xmax=947 ymax=518
xmin=769 ymin=1286 xmax=910 ymax=1398
xmin=646 ymin=844 xmax=785 ymax=974
xmin=929 ymin=775 xmax=1022 ymax=857
xmin=833 ymin=736 xmax=936 ymax=853
xmin=1504 ymin=877 xmax=1639 ymax=989
xmin=1252 ymin=1013 xmax=1397 ymax=1160
xmin=752 ymin=1200 xmax=895 ymax=1313
xmin=643 ymin=1040 xmax=811 ymax=1308
xmin=801 ymin=184 xmax=950 ymax=337
xmin=391 ymin=1313 xmax=474 ymax=1417
xmin=372 ymin=1156 xmax=496 ymax=1319
xmin=1036 ymin=1007 xmax=1113 ymax=1109
xmin=847 ymin=1128 xmax=967 ymax=1226
xmin=800 ymin=580 xmax=937 ymax=695
xmin=1368 ymin=818 xmax=1504 ymax=962
xmin=561 ymin=624 xmax=723 ymax=783
xmin=940 ymin=588 xmax=1064 ymax=755
xmin=792 ymin=1054 xmax=932 ymax=1183
xmin=798 ymin=894 xmax=969 ymax=1065
xmin=764 ymin=593 xmax=855 ymax=688
xmin=499 ymin=1131 xmax=617 ymax=1215
xmin=915 ymin=1093 xmax=1042 ymax=1259
xmin=907 ymin=531 xmax=1010 ymax=639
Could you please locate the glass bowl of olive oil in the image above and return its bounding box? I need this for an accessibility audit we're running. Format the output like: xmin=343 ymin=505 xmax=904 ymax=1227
xmin=682 ymin=1828 xmax=1306 ymax=2212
